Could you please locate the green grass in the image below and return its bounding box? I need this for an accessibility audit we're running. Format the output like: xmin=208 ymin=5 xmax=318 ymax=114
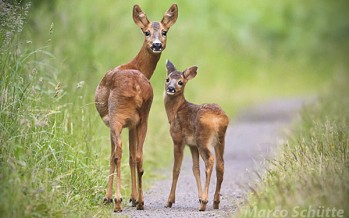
xmin=238 ymin=73 xmax=349 ymax=217
xmin=1 ymin=0 xmax=348 ymax=217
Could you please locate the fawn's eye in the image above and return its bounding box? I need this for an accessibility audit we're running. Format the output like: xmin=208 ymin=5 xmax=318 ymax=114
xmin=144 ymin=31 xmax=151 ymax=37
xmin=178 ymin=81 xmax=183 ymax=86
xmin=166 ymin=78 xmax=170 ymax=83
xmin=162 ymin=30 xmax=167 ymax=37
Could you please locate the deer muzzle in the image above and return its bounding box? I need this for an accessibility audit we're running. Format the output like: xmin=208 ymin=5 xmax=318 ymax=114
xmin=151 ymin=38 xmax=163 ymax=53
xmin=151 ymin=42 xmax=162 ymax=52
xmin=166 ymin=86 xmax=176 ymax=95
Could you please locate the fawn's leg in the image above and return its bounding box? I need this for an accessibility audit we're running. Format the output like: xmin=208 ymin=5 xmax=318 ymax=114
xmin=213 ymin=138 xmax=225 ymax=209
xmin=166 ymin=141 xmax=185 ymax=208
xmin=129 ymin=128 xmax=138 ymax=207
xmin=198 ymin=145 xmax=214 ymax=211
xmin=110 ymin=123 xmax=123 ymax=212
xmin=189 ymin=146 xmax=203 ymax=203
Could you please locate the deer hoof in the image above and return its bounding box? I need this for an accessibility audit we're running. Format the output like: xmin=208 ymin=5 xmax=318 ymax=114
xmin=199 ymin=200 xmax=208 ymax=211
xmin=113 ymin=198 xmax=123 ymax=212
xmin=165 ymin=201 xmax=173 ymax=208
xmin=103 ymin=197 xmax=113 ymax=204
xmin=199 ymin=204 xmax=206 ymax=211
xmin=213 ymin=200 xmax=220 ymax=209
xmin=113 ymin=207 xmax=122 ymax=213
xmin=136 ymin=201 xmax=144 ymax=210
xmin=113 ymin=204 xmax=123 ymax=213
xmin=129 ymin=198 xmax=138 ymax=207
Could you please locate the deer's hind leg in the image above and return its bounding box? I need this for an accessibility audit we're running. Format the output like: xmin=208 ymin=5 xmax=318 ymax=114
xmin=213 ymin=135 xmax=225 ymax=209
xmin=104 ymin=132 xmax=116 ymax=204
xmin=189 ymin=146 xmax=203 ymax=203
xmin=109 ymin=122 xmax=123 ymax=212
xmin=95 ymin=84 xmax=110 ymax=127
xmin=197 ymin=138 xmax=214 ymax=211
xmin=135 ymin=109 xmax=151 ymax=210
xmin=134 ymin=86 xmax=153 ymax=210
xmin=129 ymin=127 xmax=138 ymax=207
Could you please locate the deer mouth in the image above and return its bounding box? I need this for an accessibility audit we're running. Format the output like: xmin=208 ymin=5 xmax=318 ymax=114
xmin=151 ymin=47 xmax=162 ymax=53
xmin=166 ymin=88 xmax=176 ymax=95
xmin=151 ymin=42 xmax=163 ymax=53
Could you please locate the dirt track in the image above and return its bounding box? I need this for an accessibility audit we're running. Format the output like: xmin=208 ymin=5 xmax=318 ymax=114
xmin=119 ymin=98 xmax=309 ymax=218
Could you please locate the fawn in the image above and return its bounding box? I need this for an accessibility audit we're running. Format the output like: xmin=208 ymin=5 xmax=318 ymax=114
xmin=95 ymin=4 xmax=178 ymax=212
xmin=164 ymin=60 xmax=229 ymax=211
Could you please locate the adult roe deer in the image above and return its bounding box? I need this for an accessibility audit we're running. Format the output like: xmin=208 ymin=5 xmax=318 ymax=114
xmin=164 ymin=60 xmax=229 ymax=211
xmin=95 ymin=4 xmax=178 ymax=212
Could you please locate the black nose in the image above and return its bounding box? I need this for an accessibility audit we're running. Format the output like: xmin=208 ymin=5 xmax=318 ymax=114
xmin=167 ymin=86 xmax=175 ymax=93
xmin=152 ymin=43 xmax=162 ymax=49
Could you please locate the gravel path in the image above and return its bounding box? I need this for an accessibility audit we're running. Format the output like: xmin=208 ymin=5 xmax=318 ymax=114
xmin=120 ymin=98 xmax=309 ymax=218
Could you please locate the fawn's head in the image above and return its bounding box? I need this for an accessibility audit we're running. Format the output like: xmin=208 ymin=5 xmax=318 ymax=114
xmin=165 ymin=60 xmax=198 ymax=96
xmin=133 ymin=4 xmax=178 ymax=54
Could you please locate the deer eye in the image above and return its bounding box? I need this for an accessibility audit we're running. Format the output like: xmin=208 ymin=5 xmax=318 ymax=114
xmin=178 ymin=81 xmax=183 ymax=86
xmin=144 ymin=31 xmax=151 ymax=37
xmin=166 ymin=78 xmax=170 ymax=83
xmin=162 ymin=31 xmax=167 ymax=37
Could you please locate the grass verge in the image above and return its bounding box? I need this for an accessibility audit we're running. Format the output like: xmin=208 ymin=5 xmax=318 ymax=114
xmin=238 ymin=73 xmax=349 ymax=218
xmin=0 ymin=2 xmax=107 ymax=217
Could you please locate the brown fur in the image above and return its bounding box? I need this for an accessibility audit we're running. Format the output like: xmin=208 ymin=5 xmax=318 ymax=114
xmin=164 ymin=60 xmax=229 ymax=211
xmin=94 ymin=4 xmax=178 ymax=212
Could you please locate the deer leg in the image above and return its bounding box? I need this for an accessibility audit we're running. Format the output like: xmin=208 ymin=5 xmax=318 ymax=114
xmin=166 ymin=142 xmax=185 ymax=208
xmin=110 ymin=125 xmax=123 ymax=212
xmin=198 ymin=145 xmax=214 ymax=211
xmin=213 ymin=139 xmax=224 ymax=209
xmin=135 ymin=120 xmax=148 ymax=210
xmin=129 ymin=128 xmax=138 ymax=207
xmin=104 ymin=132 xmax=116 ymax=204
xmin=189 ymin=146 xmax=203 ymax=203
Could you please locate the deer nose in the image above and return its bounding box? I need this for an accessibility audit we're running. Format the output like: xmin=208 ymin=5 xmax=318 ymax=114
xmin=152 ymin=42 xmax=162 ymax=49
xmin=167 ymin=86 xmax=176 ymax=93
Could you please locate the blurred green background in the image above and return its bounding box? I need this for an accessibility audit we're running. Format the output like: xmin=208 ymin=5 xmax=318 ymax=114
xmin=26 ymin=0 xmax=349 ymax=109
xmin=1 ymin=0 xmax=348 ymax=216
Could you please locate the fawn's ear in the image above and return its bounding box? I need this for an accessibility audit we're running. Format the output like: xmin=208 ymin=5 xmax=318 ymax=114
xmin=183 ymin=66 xmax=198 ymax=80
xmin=161 ymin=4 xmax=178 ymax=29
xmin=133 ymin=4 xmax=150 ymax=29
xmin=166 ymin=59 xmax=176 ymax=75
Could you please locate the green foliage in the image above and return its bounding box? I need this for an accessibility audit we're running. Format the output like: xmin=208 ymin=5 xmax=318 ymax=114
xmin=24 ymin=0 xmax=349 ymax=113
xmin=239 ymin=73 xmax=349 ymax=217
xmin=0 ymin=2 xmax=106 ymax=217
xmin=0 ymin=1 xmax=30 ymax=49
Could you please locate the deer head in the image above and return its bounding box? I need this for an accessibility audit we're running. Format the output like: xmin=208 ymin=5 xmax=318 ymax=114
xmin=133 ymin=4 xmax=178 ymax=54
xmin=165 ymin=60 xmax=198 ymax=96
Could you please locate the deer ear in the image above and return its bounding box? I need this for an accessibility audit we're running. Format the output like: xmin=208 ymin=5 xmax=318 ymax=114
xmin=183 ymin=66 xmax=198 ymax=80
xmin=161 ymin=4 xmax=178 ymax=29
xmin=166 ymin=59 xmax=176 ymax=75
xmin=133 ymin=4 xmax=150 ymax=29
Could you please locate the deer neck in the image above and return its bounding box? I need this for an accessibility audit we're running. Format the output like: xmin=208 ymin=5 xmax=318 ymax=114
xmin=164 ymin=93 xmax=186 ymax=124
xmin=124 ymin=42 xmax=161 ymax=80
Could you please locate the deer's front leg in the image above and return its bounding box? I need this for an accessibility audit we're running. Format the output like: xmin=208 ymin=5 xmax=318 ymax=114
xmin=166 ymin=141 xmax=185 ymax=208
